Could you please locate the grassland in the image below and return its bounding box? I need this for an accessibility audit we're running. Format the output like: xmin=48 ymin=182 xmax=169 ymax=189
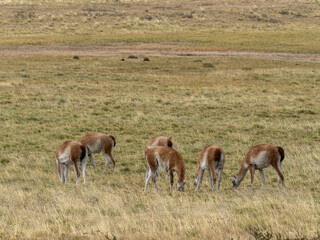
xmin=0 ymin=0 xmax=320 ymax=239
xmin=1 ymin=0 xmax=320 ymax=53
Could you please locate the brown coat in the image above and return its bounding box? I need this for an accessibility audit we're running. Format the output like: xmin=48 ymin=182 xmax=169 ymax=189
xmin=55 ymin=141 xmax=87 ymax=184
xmin=195 ymin=145 xmax=225 ymax=191
xmin=79 ymin=133 xmax=116 ymax=171
xmin=145 ymin=146 xmax=186 ymax=192
xmin=232 ymin=144 xmax=285 ymax=189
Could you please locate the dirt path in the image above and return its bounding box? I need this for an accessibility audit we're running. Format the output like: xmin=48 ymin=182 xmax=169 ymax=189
xmin=0 ymin=44 xmax=319 ymax=63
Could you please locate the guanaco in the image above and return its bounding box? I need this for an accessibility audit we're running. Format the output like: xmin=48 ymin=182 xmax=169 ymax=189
xmin=79 ymin=133 xmax=116 ymax=171
xmin=55 ymin=141 xmax=88 ymax=184
xmin=145 ymin=146 xmax=186 ymax=192
xmin=144 ymin=136 xmax=173 ymax=179
xmin=232 ymin=144 xmax=285 ymax=189
xmin=194 ymin=145 xmax=225 ymax=191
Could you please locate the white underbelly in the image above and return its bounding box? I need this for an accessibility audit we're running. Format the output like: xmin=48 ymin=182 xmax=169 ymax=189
xmin=88 ymin=139 xmax=102 ymax=153
xmin=250 ymin=151 xmax=269 ymax=169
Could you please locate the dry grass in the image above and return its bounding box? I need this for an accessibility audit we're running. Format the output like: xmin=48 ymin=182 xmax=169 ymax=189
xmin=0 ymin=55 xmax=319 ymax=239
xmin=0 ymin=0 xmax=320 ymax=239
xmin=0 ymin=0 xmax=320 ymax=52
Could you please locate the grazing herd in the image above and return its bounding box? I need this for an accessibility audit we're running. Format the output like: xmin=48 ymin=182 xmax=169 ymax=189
xmin=55 ymin=134 xmax=285 ymax=191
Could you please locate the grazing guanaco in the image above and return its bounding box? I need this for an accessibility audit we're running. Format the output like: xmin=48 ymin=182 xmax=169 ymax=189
xmin=232 ymin=144 xmax=285 ymax=189
xmin=194 ymin=145 xmax=225 ymax=191
xmin=55 ymin=141 xmax=88 ymax=184
xmin=79 ymin=133 xmax=116 ymax=172
xmin=144 ymin=136 xmax=173 ymax=179
xmin=145 ymin=146 xmax=186 ymax=192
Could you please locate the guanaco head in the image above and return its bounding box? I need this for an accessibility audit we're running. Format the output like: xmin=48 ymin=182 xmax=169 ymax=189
xmin=232 ymin=173 xmax=240 ymax=189
xmin=177 ymin=181 xmax=186 ymax=192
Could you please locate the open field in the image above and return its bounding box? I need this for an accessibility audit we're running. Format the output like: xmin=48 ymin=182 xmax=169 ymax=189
xmin=0 ymin=0 xmax=320 ymax=239
xmin=1 ymin=0 xmax=320 ymax=53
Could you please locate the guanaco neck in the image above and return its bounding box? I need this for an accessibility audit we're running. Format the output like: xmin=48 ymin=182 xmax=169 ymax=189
xmin=236 ymin=159 xmax=249 ymax=184
xmin=177 ymin=160 xmax=185 ymax=183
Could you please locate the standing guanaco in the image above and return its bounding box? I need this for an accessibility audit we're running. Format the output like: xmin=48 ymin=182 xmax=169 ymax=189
xmin=79 ymin=133 xmax=116 ymax=171
xmin=232 ymin=144 xmax=285 ymax=189
xmin=55 ymin=141 xmax=88 ymax=184
xmin=145 ymin=146 xmax=186 ymax=192
xmin=144 ymin=136 xmax=173 ymax=179
xmin=195 ymin=145 xmax=225 ymax=191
